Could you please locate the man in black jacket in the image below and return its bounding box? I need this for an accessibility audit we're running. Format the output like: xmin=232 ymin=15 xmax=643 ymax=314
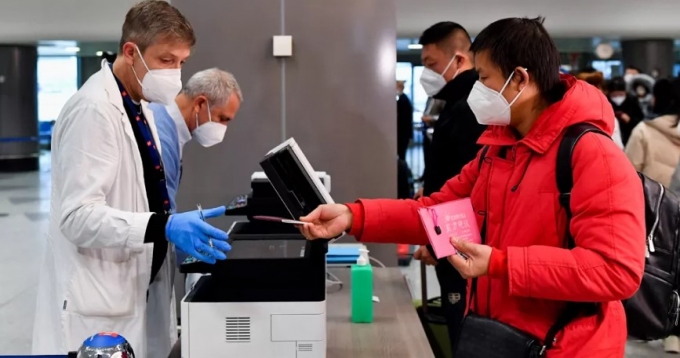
xmin=396 ymin=80 xmax=413 ymax=161
xmin=413 ymin=22 xmax=486 ymax=354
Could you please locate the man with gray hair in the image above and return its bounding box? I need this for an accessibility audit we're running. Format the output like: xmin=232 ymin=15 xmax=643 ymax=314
xmin=149 ymin=68 xmax=242 ymax=291
xmin=151 ymin=68 xmax=243 ymax=210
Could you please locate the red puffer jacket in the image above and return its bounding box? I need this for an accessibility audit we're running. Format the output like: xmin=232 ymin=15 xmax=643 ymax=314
xmin=347 ymin=76 xmax=645 ymax=357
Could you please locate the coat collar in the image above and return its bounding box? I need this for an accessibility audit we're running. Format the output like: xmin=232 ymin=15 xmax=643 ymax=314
xmin=477 ymin=75 xmax=590 ymax=155
xmin=434 ymin=69 xmax=478 ymax=103
xmin=100 ymin=60 xmax=160 ymax=149
xmin=100 ymin=59 xmax=126 ymax=115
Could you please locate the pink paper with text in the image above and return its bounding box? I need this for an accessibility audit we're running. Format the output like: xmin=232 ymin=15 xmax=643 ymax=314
xmin=417 ymin=198 xmax=482 ymax=259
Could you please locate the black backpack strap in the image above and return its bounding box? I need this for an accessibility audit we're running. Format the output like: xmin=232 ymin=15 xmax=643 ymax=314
xmin=538 ymin=123 xmax=608 ymax=355
xmin=555 ymin=123 xmax=608 ymax=241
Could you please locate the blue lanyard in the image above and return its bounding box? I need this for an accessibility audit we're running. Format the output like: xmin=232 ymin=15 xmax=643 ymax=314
xmin=110 ymin=65 xmax=171 ymax=215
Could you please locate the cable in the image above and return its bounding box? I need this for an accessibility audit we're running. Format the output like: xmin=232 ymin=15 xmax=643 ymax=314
xmin=327 ymin=271 xmax=342 ymax=284
xmin=369 ymin=256 xmax=386 ymax=268
xmin=326 ymin=271 xmax=344 ymax=293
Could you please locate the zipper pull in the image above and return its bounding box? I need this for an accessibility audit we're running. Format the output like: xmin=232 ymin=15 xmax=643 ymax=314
xmin=645 ymin=245 xmax=650 ymax=259
xmin=648 ymin=233 xmax=656 ymax=253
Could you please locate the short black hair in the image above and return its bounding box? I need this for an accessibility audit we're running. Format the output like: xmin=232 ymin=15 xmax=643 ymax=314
xmin=470 ymin=17 xmax=563 ymax=103
xmin=419 ymin=22 xmax=471 ymax=48
xmin=580 ymin=66 xmax=597 ymax=74
xmin=652 ymin=78 xmax=680 ymax=116
xmin=607 ymin=76 xmax=627 ymax=92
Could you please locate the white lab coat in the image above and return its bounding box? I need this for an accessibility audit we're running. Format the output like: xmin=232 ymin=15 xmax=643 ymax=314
xmin=32 ymin=60 xmax=177 ymax=358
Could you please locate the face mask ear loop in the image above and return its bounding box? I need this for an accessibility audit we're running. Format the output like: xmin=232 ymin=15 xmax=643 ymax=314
xmin=507 ymin=69 xmax=529 ymax=107
xmin=206 ymin=102 xmax=213 ymax=123
xmin=441 ymin=55 xmax=457 ymax=77
xmin=498 ymin=72 xmax=515 ymax=98
xmin=134 ymin=45 xmax=151 ymax=72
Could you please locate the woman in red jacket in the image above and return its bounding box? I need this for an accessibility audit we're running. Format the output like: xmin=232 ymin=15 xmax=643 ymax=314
xmin=300 ymin=17 xmax=645 ymax=358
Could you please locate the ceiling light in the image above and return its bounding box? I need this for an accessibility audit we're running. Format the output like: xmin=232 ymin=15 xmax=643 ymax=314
xmin=408 ymin=44 xmax=423 ymax=50
xmin=65 ymin=46 xmax=81 ymax=53
xmin=96 ymin=51 xmax=103 ymax=57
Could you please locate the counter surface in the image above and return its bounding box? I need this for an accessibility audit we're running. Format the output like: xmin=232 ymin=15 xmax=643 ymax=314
xmin=326 ymin=268 xmax=434 ymax=358
xmin=170 ymin=267 xmax=434 ymax=358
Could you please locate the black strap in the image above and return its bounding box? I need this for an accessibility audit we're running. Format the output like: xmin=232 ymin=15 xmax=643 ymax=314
xmin=555 ymin=123 xmax=608 ymax=245
xmin=540 ymin=123 xmax=608 ymax=352
xmin=478 ymin=145 xmax=490 ymax=172
xmin=468 ymin=218 xmax=486 ymax=316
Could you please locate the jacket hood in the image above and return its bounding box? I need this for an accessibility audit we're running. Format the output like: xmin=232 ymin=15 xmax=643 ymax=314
xmin=646 ymin=115 xmax=680 ymax=145
xmin=478 ymin=74 xmax=615 ymax=154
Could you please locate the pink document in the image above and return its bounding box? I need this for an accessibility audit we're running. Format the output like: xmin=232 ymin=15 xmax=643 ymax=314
xmin=417 ymin=198 xmax=482 ymax=259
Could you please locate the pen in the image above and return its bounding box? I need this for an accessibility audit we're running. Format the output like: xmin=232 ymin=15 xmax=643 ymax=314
xmin=197 ymin=203 xmax=213 ymax=248
xmin=252 ymin=215 xmax=306 ymax=225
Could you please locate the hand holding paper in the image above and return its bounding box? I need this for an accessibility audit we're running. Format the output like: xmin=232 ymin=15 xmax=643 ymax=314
xmin=447 ymin=239 xmax=492 ymax=279
xmin=417 ymin=198 xmax=481 ymax=259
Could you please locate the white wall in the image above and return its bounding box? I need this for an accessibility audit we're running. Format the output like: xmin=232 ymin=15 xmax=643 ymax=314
xmin=0 ymin=0 xmax=678 ymax=42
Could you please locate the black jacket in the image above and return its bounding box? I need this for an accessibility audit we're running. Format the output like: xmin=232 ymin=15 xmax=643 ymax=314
xmin=423 ymin=69 xmax=486 ymax=195
xmin=610 ymin=94 xmax=644 ymax=145
xmin=397 ymin=93 xmax=413 ymax=158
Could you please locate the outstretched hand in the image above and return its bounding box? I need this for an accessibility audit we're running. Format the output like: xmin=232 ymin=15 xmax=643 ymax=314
xmin=298 ymin=204 xmax=353 ymax=240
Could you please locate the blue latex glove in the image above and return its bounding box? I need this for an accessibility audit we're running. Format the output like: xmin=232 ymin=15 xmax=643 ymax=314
xmin=166 ymin=206 xmax=231 ymax=264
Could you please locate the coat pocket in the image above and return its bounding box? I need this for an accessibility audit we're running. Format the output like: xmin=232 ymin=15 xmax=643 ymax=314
xmin=63 ymin=248 xmax=138 ymax=318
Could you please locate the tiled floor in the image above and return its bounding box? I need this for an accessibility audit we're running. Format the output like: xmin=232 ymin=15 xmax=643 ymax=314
xmin=0 ymin=152 xmax=672 ymax=356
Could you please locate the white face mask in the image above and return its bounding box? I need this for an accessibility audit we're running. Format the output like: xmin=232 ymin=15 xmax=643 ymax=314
xmin=610 ymin=95 xmax=626 ymax=106
xmin=131 ymin=45 xmax=182 ymax=105
xmin=420 ymin=56 xmax=459 ymax=97
xmin=467 ymin=71 xmax=525 ymax=126
xmin=193 ymin=102 xmax=227 ymax=147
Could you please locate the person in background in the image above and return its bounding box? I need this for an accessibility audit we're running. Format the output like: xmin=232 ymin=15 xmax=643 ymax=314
xmin=418 ymin=97 xmax=445 ymax=181
xmin=575 ymin=70 xmax=624 ymax=149
xmin=299 ymin=17 xmax=645 ymax=357
xmin=608 ymin=76 xmax=644 ymax=145
xmin=625 ymin=65 xmax=642 ymax=81
xmin=150 ymin=68 xmax=243 ymax=294
xmin=397 ymin=80 xmax=413 ymax=161
xmin=410 ymin=21 xmax=485 ymax=353
xmin=626 ymin=65 xmax=642 ymax=73
xmin=626 ymin=79 xmax=680 ymax=355
xmin=32 ymin=2 xmax=231 ymax=357
xmin=626 ymin=78 xmax=680 ymax=185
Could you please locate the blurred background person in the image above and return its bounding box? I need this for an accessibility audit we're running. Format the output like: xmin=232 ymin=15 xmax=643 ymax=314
xmin=608 ymin=76 xmax=644 ymax=145
xmin=397 ymin=80 xmax=413 ymax=161
xmin=625 ymin=65 xmax=642 ymax=79
xmin=625 ymin=78 xmax=680 ymax=189
xmin=419 ymin=97 xmax=445 ymax=182
xmin=625 ymin=78 xmax=680 ymax=354
xmin=576 ymin=70 xmax=624 ymax=149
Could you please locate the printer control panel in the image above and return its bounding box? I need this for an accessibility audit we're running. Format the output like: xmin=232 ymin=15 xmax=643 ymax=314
xmin=227 ymin=194 xmax=248 ymax=211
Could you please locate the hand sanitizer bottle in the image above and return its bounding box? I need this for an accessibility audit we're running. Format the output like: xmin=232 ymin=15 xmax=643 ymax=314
xmin=351 ymin=248 xmax=374 ymax=323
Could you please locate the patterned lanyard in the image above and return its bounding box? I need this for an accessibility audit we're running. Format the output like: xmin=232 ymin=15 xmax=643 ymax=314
xmin=110 ymin=65 xmax=171 ymax=215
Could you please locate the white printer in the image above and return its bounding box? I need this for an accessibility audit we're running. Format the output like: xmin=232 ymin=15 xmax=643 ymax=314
xmin=181 ymin=138 xmax=340 ymax=358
